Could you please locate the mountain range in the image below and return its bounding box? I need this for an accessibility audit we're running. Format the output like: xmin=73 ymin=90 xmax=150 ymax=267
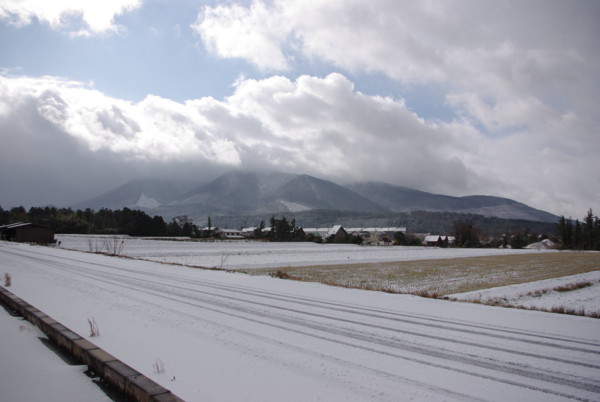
xmin=73 ymin=170 xmax=558 ymax=224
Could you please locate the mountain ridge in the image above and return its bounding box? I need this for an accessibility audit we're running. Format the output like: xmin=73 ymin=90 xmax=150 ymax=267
xmin=346 ymin=182 xmax=557 ymax=223
xmin=72 ymin=170 xmax=558 ymax=224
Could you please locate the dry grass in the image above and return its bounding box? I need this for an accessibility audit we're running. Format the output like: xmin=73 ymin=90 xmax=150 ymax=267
xmin=553 ymin=281 xmax=593 ymax=292
xmin=447 ymin=297 xmax=600 ymax=319
xmin=153 ymin=358 xmax=165 ymax=374
xmin=87 ymin=318 xmax=100 ymax=337
xmin=245 ymin=252 xmax=600 ymax=297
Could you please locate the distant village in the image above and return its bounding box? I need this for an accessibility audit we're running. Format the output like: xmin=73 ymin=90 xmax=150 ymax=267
xmin=200 ymin=224 xmax=455 ymax=247
xmin=0 ymin=221 xmax=456 ymax=248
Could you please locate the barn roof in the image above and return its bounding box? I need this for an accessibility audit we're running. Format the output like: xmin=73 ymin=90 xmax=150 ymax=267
xmin=0 ymin=222 xmax=52 ymax=230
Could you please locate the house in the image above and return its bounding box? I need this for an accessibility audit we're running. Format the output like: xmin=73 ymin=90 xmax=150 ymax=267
xmin=213 ymin=228 xmax=244 ymax=240
xmin=0 ymin=222 xmax=55 ymax=244
xmin=303 ymin=226 xmax=348 ymax=243
xmin=423 ymin=235 xmax=455 ymax=247
xmin=241 ymin=227 xmax=257 ymax=237
xmin=200 ymin=226 xmax=218 ymax=238
xmin=327 ymin=225 xmax=348 ymax=243
xmin=293 ymin=227 xmax=306 ymax=240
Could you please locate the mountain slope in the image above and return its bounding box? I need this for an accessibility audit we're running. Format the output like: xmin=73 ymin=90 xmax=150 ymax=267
xmin=170 ymin=170 xmax=385 ymax=216
xmin=73 ymin=179 xmax=193 ymax=210
xmin=347 ymin=182 xmax=558 ymax=223
xmin=273 ymin=175 xmax=385 ymax=213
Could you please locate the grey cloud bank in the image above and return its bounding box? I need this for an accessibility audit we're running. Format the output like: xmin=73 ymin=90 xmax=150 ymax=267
xmin=0 ymin=0 xmax=598 ymax=219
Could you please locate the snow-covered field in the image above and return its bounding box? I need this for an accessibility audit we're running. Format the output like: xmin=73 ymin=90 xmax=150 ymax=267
xmin=1 ymin=241 xmax=599 ymax=401
xmin=56 ymin=234 xmax=555 ymax=269
xmin=450 ymin=271 xmax=600 ymax=315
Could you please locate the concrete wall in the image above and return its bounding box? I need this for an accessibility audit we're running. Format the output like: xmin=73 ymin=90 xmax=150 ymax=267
xmin=0 ymin=286 xmax=184 ymax=402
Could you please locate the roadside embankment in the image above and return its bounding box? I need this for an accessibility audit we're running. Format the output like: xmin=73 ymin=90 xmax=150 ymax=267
xmin=0 ymin=286 xmax=183 ymax=402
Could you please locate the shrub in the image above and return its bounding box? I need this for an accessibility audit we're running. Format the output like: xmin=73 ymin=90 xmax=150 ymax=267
xmin=102 ymin=236 xmax=125 ymax=256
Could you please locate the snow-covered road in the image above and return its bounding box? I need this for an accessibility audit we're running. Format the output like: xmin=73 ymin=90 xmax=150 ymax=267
xmin=2 ymin=242 xmax=599 ymax=401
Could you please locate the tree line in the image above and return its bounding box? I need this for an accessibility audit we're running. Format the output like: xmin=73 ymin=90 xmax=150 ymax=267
xmin=4 ymin=205 xmax=597 ymax=249
xmin=557 ymin=209 xmax=600 ymax=250
xmin=0 ymin=205 xmax=199 ymax=237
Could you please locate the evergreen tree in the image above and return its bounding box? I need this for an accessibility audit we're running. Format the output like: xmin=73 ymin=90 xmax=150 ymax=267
xmin=574 ymin=220 xmax=581 ymax=249
xmin=583 ymin=209 xmax=595 ymax=250
xmin=254 ymin=220 xmax=265 ymax=238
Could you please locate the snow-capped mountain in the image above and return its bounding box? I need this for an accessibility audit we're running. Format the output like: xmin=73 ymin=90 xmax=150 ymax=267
xmin=74 ymin=170 xmax=558 ymax=223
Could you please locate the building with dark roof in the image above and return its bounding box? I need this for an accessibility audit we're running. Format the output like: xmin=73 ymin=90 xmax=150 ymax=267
xmin=0 ymin=222 xmax=55 ymax=244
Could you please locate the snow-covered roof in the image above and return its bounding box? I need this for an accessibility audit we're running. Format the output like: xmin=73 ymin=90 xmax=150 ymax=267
xmin=423 ymin=235 xmax=455 ymax=243
xmin=328 ymin=225 xmax=345 ymax=236
xmin=525 ymin=239 xmax=556 ymax=250
xmin=0 ymin=222 xmax=29 ymax=229
xmin=303 ymin=228 xmax=330 ymax=235
xmin=0 ymin=222 xmax=51 ymax=230
xmin=346 ymin=227 xmax=406 ymax=234
xmin=217 ymin=228 xmax=242 ymax=234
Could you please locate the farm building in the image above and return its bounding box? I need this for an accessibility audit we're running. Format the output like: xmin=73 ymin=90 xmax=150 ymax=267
xmin=423 ymin=235 xmax=455 ymax=247
xmin=241 ymin=227 xmax=257 ymax=237
xmin=0 ymin=222 xmax=55 ymax=244
xmin=214 ymin=228 xmax=244 ymax=239
xmin=303 ymin=226 xmax=348 ymax=242
xmin=328 ymin=225 xmax=348 ymax=243
xmin=304 ymin=226 xmax=407 ymax=244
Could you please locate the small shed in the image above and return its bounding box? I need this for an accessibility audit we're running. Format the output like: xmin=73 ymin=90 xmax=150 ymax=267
xmin=0 ymin=222 xmax=55 ymax=244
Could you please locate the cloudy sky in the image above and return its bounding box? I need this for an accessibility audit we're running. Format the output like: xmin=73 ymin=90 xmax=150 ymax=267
xmin=0 ymin=0 xmax=598 ymax=218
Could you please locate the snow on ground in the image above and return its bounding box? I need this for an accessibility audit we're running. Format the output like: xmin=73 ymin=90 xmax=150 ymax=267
xmin=56 ymin=235 xmax=556 ymax=269
xmin=1 ymin=241 xmax=600 ymax=401
xmin=450 ymin=270 xmax=600 ymax=314
xmin=0 ymin=305 xmax=112 ymax=402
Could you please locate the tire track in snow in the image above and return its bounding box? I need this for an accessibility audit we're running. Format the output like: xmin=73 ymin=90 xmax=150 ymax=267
xmin=10 ymin=246 xmax=600 ymax=355
xmin=3 ymin=244 xmax=600 ymax=400
xmin=7 ymin=245 xmax=600 ymax=350
xmin=5 ymin=245 xmax=600 ymax=374
xmin=2 ymin=247 xmax=480 ymax=401
xmin=24 ymin=259 xmax=599 ymax=400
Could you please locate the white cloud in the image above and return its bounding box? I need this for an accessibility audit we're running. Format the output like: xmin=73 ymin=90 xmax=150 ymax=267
xmin=193 ymin=1 xmax=291 ymax=71
xmin=1 ymin=72 xmax=598 ymax=216
xmin=192 ymin=0 xmax=600 ymax=217
xmin=193 ymin=1 xmax=600 ymax=121
xmin=0 ymin=0 xmax=142 ymax=36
